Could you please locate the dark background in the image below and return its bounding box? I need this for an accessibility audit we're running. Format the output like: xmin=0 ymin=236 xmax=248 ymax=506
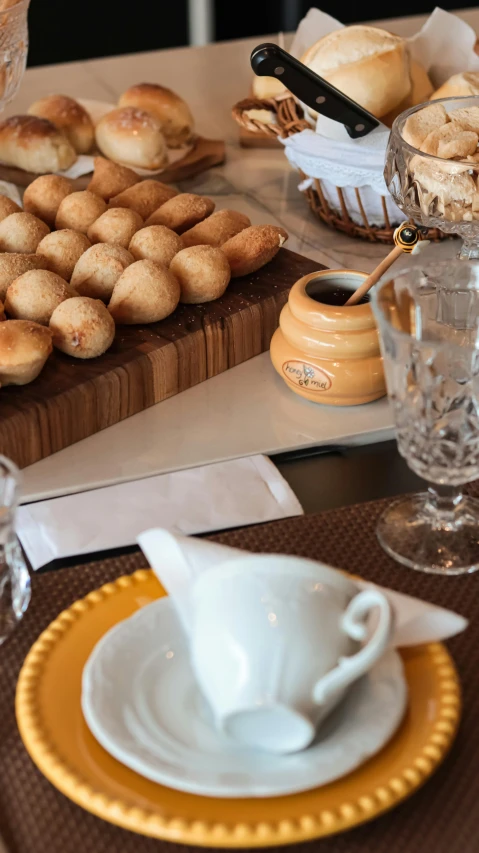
xmin=27 ymin=0 xmax=476 ymax=67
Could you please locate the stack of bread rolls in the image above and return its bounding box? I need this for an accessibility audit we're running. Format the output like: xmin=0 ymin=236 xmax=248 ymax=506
xmin=0 ymin=159 xmax=289 ymax=386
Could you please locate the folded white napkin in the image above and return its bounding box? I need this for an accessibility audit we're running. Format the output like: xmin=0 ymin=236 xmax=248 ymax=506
xmin=138 ymin=528 xmax=468 ymax=647
xmin=17 ymin=455 xmax=302 ymax=570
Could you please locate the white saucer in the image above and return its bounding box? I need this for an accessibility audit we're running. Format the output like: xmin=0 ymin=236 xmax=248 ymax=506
xmin=82 ymin=597 xmax=407 ymax=798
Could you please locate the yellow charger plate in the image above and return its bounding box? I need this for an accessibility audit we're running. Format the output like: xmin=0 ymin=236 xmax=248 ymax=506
xmin=16 ymin=569 xmax=461 ymax=848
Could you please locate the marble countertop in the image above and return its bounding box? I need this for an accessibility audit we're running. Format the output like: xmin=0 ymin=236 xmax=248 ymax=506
xmin=14 ymin=10 xmax=478 ymax=500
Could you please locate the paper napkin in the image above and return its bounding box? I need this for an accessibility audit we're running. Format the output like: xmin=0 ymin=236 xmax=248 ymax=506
xmin=138 ymin=528 xmax=468 ymax=647
xmin=17 ymin=455 xmax=302 ymax=570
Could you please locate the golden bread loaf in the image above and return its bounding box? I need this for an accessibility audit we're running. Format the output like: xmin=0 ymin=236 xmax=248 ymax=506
xmin=0 ymin=115 xmax=76 ymax=173
xmin=118 ymin=83 xmax=194 ymax=147
xmin=95 ymin=106 xmax=168 ymax=170
xmin=432 ymin=72 xmax=479 ymax=100
xmin=27 ymin=95 xmax=95 ymax=154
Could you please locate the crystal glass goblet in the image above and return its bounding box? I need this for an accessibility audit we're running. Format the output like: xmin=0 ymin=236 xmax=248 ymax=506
xmin=385 ymin=96 xmax=479 ymax=261
xmin=0 ymin=0 xmax=29 ymax=112
xmin=372 ymin=260 xmax=479 ymax=575
xmin=0 ymin=455 xmax=30 ymax=643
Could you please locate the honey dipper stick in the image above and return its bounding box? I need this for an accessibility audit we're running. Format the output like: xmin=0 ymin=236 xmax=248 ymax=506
xmin=345 ymin=223 xmax=427 ymax=306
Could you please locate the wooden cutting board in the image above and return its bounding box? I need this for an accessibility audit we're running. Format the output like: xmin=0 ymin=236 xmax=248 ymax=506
xmin=0 ymin=248 xmax=324 ymax=469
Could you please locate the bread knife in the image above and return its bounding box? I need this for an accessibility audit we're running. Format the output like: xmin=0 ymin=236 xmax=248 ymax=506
xmin=250 ymin=43 xmax=379 ymax=139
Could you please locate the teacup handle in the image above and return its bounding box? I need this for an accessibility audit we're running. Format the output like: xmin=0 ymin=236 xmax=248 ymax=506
xmin=312 ymin=588 xmax=393 ymax=705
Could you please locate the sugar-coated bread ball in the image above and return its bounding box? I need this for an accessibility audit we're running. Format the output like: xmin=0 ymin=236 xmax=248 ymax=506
xmin=182 ymin=209 xmax=251 ymax=248
xmin=0 ymin=319 xmax=53 ymax=385
xmin=36 ymin=229 xmax=91 ymax=281
xmin=5 ymin=269 xmax=77 ymax=326
xmin=55 ymin=191 xmax=107 ymax=235
xmin=0 ymin=212 xmax=50 ymax=254
xmin=108 ymin=259 xmax=180 ymax=324
xmin=170 ymin=245 xmax=231 ymax=304
xmin=87 ymin=207 xmax=143 ymax=248
xmin=23 ymin=175 xmax=73 ymax=227
xmin=0 ymin=193 xmax=21 ymax=222
xmin=109 ymin=180 xmax=177 ymax=219
xmin=221 ymin=224 xmax=289 ymax=277
xmin=0 ymin=253 xmax=48 ymax=301
xmin=71 ymin=243 xmax=134 ymax=301
xmin=50 ymin=296 xmax=115 ymax=358
xmin=87 ymin=156 xmax=140 ymax=201
xmin=145 ymin=193 xmax=215 ymax=233
xmin=129 ymin=225 xmax=183 ymax=266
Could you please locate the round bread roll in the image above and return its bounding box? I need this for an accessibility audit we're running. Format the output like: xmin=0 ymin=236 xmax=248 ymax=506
xmin=0 ymin=319 xmax=53 ymax=385
xmin=0 ymin=253 xmax=48 ymax=301
xmin=0 ymin=115 xmax=76 ymax=173
xmin=71 ymin=243 xmax=134 ymax=301
xmin=55 ymin=191 xmax=107 ymax=235
xmin=109 ymin=259 xmax=180 ymax=324
xmin=5 ymin=269 xmax=77 ymax=325
xmin=300 ymin=25 xmax=411 ymax=119
xmin=221 ymin=225 xmax=288 ymax=277
xmin=23 ymin=175 xmax=73 ymax=227
xmin=252 ymin=75 xmax=287 ymax=100
xmin=118 ymin=83 xmax=194 ymax=148
xmin=129 ymin=225 xmax=183 ymax=266
xmin=28 ymin=95 xmax=95 ymax=154
xmin=432 ymin=72 xmax=479 ymax=101
xmin=382 ymin=60 xmax=433 ymax=127
xmin=0 ymin=193 xmax=21 ymax=222
xmin=0 ymin=212 xmax=50 ymax=254
xmin=87 ymin=207 xmax=143 ymax=248
xmin=145 ymin=193 xmax=215 ymax=233
xmin=36 ymin=229 xmax=91 ymax=281
xmin=109 ymin=180 xmax=178 ymax=219
xmin=170 ymin=246 xmax=231 ymax=304
xmin=50 ymin=296 xmax=115 ymax=358
xmin=95 ymin=107 xmax=168 ymax=170
xmin=181 ymin=209 xmax=251 ymax=248
xmin=87 ymin=156 xmax=140 ymax=200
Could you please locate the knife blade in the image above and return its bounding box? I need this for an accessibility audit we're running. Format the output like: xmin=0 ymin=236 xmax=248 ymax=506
xmin=250 ymin=42 xmax=379 ymax=139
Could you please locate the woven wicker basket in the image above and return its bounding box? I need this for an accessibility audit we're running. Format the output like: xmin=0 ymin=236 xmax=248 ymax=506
xmin=232 ymin=96 xmax=448 ymax=244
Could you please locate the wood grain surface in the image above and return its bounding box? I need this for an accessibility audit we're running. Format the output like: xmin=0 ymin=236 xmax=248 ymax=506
xmin=0 ymin=137 xmax=226 ymax=189
xmin=0 ymin=248 xmax=323 ymax=469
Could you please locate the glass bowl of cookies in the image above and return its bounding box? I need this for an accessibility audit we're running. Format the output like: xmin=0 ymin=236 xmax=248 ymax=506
xmin=385 ymin=97 xmax=479 ymax=259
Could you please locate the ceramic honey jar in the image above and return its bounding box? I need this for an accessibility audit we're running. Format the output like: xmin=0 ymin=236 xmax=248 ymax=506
xmin=270 ymin=269 xmax=386 ymax=406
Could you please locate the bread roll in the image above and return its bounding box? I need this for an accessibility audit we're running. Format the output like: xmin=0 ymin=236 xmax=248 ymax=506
xmin=87 ymin=156 xmax=140 ymax=200
xmin=145 ymin=193 xmax=215 ymax=233
xmin=222 ymin=224 xmax=288 ymax=277
xmin=87 ymin=207 xmax=143 ymax=248
xmin=382 ymin=60 xmax=434 ymax=126
xmin=118 ymin=83 xmax=194 ymax=148
xmin=0 ymin=253 xmax=48 ymax=301
xmin=0 ymin=212 xmax=50 ymax=254
xmin=0 ymin=319 xmax=53 ymax=384
xmin=108 ymin=259 xmax=180 ymax=324
xmin=28 ymin=95 xmax=95 ymax=154
xmin=95 ymin=107 xmax=168 ymax=170
xmin=55 ymin=190 xmax=107 ymax=234
xmin=23 ymin=175 xmax=73 ymax=227
xmin=0 ymin=115 xmax=76 ymax=173
xmin=71 ymin=243 xmax=134 ymax=301
xmin=300 ymin=26 xmax=411 ymax=119
xmin=50 ymin=296 xmax=115 ymax=358
xmin=170 ymin=246 xmax=230 ymax=303
xmin=181 ymin=209 xmax=251 ymax=248
xmin=129 ymin=225 xmax=183 ymax=266
xmin=0 ymin=193 xmax=21 ymax=222
xmin=252 ymin=75 xmax=287 ymax=100
xmin=36 ymin=229 xmax=91 ymax=281
xmin=5 ymin=269 xmax=77 ymax=325
xmin=109 ymin=180 xmax=178 ymax=219
xmin=432 ymin=72 xmax=479 ymax=101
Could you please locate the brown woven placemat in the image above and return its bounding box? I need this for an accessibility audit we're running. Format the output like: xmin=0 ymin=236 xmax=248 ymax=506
xmin=2 ymin=494 xmax=479 ymax=853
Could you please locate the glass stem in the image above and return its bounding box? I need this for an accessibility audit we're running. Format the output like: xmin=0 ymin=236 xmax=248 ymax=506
xmin=459 ymin=239 xmax=479 ymax=261
xmin=425 ymin=484 xmax=465 ymax=527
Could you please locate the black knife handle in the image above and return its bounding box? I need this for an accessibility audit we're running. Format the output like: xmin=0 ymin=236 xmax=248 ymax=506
xmin=250 ymin=42 xmax=379 ymax=139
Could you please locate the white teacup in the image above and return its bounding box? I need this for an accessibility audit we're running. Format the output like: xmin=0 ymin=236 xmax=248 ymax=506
xmin=191 ymin=555 xmax=392 ymax=754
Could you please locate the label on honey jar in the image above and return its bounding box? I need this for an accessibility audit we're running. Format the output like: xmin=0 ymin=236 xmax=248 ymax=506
xmin=282 ymin=360 xmax=332 ymax=392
